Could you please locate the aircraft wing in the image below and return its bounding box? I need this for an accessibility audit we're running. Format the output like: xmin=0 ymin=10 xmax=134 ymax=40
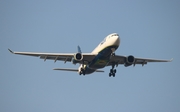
xmin=108 ymin=55 xmax=173 ymax=66
xmin=8 ymin=49 xmax=96 ymax=64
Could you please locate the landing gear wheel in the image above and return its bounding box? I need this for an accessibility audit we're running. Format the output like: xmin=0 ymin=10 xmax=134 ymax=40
xmin=112 ymin=73 xmax=115 ymax=77
xmin=110 ymin=69 xmax=113 ymax=73
xmin=80 ymin=69 xmax=86 ymax=76
xmin=112 ymin=53 xmax=115 ymax=56
xmin=109 ymin=73 xmax=112 ymax=77
xmin=83 ymin=72 xmax=85 ymax=76
xmin=114 ymin=69 xmax=116 ymax=73
xmin=109 ymin=65 xmax=117 ymax=77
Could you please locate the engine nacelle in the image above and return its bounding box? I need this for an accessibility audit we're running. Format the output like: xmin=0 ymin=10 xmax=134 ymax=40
xmin=124 ymin=55 xmax=135 ymax=67
xmin=74 ymin=53 xmax=83 ymax=61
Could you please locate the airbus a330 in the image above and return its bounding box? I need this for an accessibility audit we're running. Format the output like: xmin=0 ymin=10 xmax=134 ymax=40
xmin=8 ymin=33 xmax=172 ymax=77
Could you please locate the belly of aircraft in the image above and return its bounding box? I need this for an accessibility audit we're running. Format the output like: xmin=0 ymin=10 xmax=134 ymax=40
xmin=90 ymin=59 xmax=109 ymax=69
xmin=89 ymin=47 xmax=114 ymax=69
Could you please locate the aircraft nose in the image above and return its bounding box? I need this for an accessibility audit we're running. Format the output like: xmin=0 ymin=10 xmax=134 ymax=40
xmin=114 ymin=36 xmax=120 ymax=46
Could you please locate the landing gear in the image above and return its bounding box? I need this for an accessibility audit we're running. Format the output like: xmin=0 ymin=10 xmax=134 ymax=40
xmin=109 ymin=69 xmax=116 ymax=77
xmin=79 ymin=68 xmax=86 ymax=76
xmin=79 ymin=71 xmax=85 ymax=75
xmin=109 ymin=65 xmax=116 ymax=77
xmin=112 ymin=52 xmax=115 ymax=56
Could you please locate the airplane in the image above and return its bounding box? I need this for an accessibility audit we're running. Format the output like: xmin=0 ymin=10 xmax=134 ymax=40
xmin=8 ymin=33 xmax=173 ymax=77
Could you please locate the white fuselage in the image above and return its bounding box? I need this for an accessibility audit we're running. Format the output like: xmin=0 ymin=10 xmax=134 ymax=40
xmin=78 ymin=33 xmax=120 ymax=74
xmin=92 ymin=33 xmax=120 ymax=53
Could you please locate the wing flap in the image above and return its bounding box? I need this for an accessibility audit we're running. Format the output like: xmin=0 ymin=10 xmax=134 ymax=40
xmin=40 ymin=55 xmax=72 ymax=62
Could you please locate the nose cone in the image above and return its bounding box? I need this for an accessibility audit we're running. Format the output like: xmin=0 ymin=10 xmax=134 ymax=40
xmin=113 ymin=36 xmax=120 ymax=46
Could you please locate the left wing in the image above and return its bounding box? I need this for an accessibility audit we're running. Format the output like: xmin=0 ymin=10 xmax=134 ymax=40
xmin=8 ymin=49 xmax=96 ymax=64
xmin=108 ymin=55 xmax=173 ymax=66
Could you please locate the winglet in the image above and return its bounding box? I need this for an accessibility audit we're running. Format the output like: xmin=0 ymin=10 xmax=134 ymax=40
xmin=8 ymin=49 xmax=14 ymax=53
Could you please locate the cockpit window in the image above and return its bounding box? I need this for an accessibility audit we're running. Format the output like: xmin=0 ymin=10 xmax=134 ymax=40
xmin=110 ymin=34 xmax=119 ymax=37
xmin=112 ymin=34 xmax=119 ymax=36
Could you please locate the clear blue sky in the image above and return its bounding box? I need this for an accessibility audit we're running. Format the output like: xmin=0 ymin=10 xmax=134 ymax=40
xmin=0 ymin=0 xmax=179 ymax=112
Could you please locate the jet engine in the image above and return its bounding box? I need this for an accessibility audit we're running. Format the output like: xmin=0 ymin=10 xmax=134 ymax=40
xmin=124 ymin=55 xmax=135 ymax=67
xmin=74 ymin=53 xmax=83 ymax=61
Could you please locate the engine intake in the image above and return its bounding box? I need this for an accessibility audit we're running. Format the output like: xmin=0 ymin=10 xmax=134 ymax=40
xmin=74 ymin=53 xmax=83 ymax=61
xmin=124 ymin=55 xmax=135 ymax=67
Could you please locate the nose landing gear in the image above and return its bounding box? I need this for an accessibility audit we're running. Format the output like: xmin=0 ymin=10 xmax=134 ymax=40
xmin=79 ymin=68 xmax=86 ymax=76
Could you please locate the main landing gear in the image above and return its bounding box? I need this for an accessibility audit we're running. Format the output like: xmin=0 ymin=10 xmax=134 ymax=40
xmin=109 ymin=52 xmax=117 ymax=77
xmin=109 ymin=65 xmax=116 ymax=77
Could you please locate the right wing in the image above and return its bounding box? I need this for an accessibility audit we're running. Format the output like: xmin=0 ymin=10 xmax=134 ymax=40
xmin=8 ymin=49 xmax=96 ymax=64
xmin=108 ymin=54 xmax=172 ymax=66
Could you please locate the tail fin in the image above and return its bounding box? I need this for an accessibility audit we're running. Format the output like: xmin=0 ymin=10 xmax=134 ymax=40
xmin=77 ymin=45 xmax=82 ymax=53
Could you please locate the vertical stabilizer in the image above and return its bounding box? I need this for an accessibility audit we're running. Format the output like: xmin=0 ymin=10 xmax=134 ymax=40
xmin=77 ymin=45 xmax=82 ymax=53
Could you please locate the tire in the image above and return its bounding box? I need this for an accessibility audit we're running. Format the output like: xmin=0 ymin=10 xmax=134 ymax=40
xmin=114 ymin=69 xmax=116 ymax=73
xmin=109 ymin=73 xmax=111 ymax=77
xmin=113 ymin=73 xmax=115 ymax=77
xmin=110 ymin=69 xmax=113 ymax=73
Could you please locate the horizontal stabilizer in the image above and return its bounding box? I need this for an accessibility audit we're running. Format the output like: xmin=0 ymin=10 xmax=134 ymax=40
xmin=8 ymin=49 xmax=14 ymax=53
xmin=53 ymin=68 xmax=104 ymax=73
xmin=95 ymin=70 xmax=104 ymax=72
xmin=53 ymin=68 xmax=78 ymax=72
